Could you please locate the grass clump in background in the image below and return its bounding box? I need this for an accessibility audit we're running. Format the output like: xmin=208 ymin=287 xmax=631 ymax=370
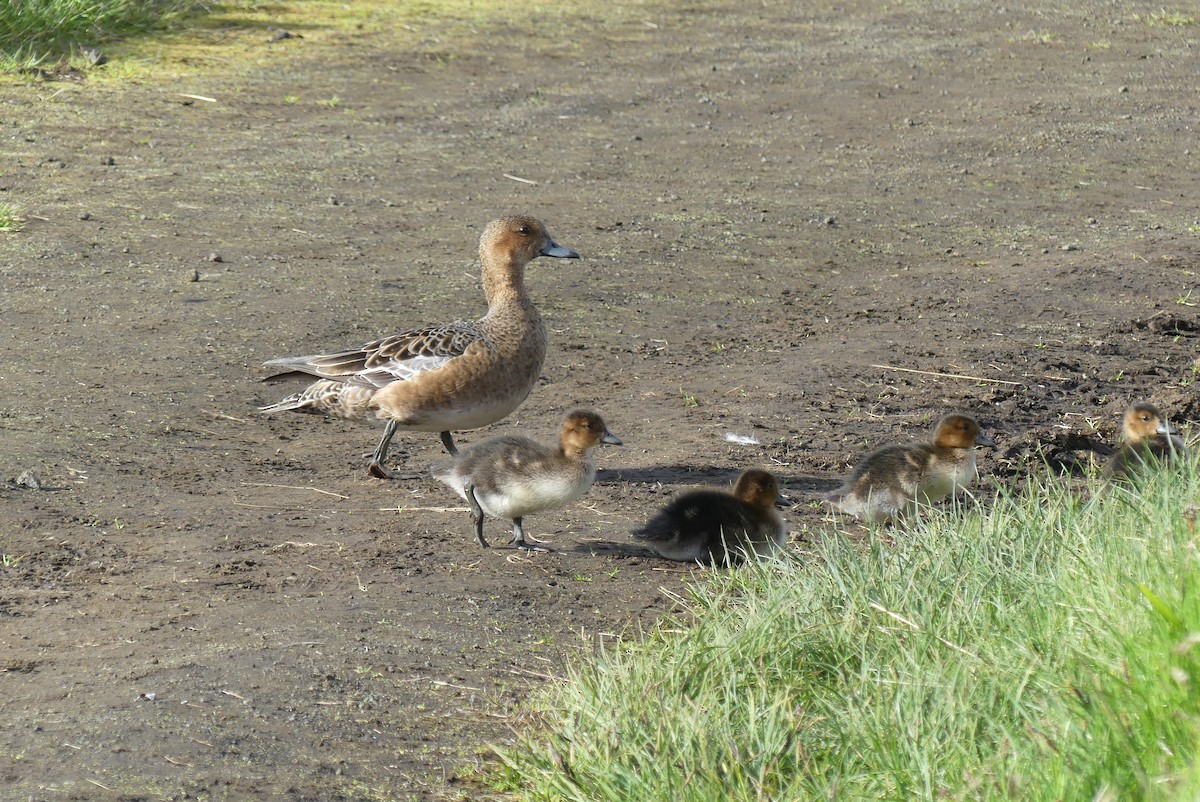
xmin=0 ymin=0 xmax=209 ymax=67
xmin=499 ymin=459 xmax=1200 ymax=801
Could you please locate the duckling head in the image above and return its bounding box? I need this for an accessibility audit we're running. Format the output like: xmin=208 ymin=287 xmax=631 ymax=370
xmin=482 ymin=216 xmax=580 ymax=266
xmin=561 ymin=409 xmax=623 ymax=456
xmin=932 ymin=413 xmax=996 ymax=450
xmin=732 ymin=469 xmax=786 ymax=510
xmin=1122 ymin=402 xmax=1176 ymax=444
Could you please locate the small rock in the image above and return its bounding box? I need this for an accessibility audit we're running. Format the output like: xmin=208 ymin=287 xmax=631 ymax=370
xmin=13 ymin=470 xmax=42 ymax=490
xmin=188 ymin=269 xmax=201 ymax=282
xmin=268 ymin=29 xmax=301 ymax=43
xmin=78 ymin=211 xmax=91 ymax=221
xmin=1061 ymin=244 xmax=1078 ymax=251
xmin=207 ymin=253 xmax=223 ymax=263
xmin=100 ymin=155 xmax=115 ymax=166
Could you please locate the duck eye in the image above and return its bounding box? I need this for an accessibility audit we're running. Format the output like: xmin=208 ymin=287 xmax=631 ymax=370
xmin=517 ymin=225 xmax=531 ymax=235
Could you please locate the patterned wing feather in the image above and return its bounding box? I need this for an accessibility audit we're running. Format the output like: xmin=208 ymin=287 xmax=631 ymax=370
xmin=265 ymin=323 xmax=483 ymax=389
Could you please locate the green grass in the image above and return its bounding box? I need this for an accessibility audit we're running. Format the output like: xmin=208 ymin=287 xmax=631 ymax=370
xmin=499 ymin=460 xmax=1200 ymax=800
xmin=0 ymin=201 xmax=23 ymax=232
xmin=0 ymin=0 xmax=207 ymax=63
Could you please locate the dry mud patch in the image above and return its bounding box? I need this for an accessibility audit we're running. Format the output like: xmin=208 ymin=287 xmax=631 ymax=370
xmin=2 ymin=1 xmax=1199 ymax=799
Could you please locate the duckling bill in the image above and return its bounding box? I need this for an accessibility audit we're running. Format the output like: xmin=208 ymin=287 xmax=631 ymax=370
xmin=260 ymin=215 xmax=579 ymax=479
xmin=827 ymin=412 xmax=996 ymax=524
xmin=634 ymin=469 xmax=790 ymax=566
xmin=434 ymin=409 xmax=622 ymax=552
xmin=1104 ymin=402 xmax=1186 ymax=481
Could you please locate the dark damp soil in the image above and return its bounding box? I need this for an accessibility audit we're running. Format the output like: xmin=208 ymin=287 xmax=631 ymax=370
xmin=2 ymin=1 xmax=1199 ymax=799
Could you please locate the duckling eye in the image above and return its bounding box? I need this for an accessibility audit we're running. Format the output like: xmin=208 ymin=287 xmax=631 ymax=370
xmin=517 ymin=225 xmax=531 ymax=235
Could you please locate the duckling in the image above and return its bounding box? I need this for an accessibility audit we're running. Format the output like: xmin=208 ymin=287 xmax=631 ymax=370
xmin=260 ymin=215 xmax=579 ymax=478
xmin=434 ymin=409 xmax=622 ymax=551
xmin=634 ymin=469 xmax=790 ymax=566
xmin=1104 ymin=402 xmax=1186 ymax=481
xmin=827 ymin=413 xmax=996 ymax=523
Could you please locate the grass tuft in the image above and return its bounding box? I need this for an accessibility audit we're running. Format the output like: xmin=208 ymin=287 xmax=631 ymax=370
xmin=0 ymin=201 xmax=24 ymax=232
xmin=499 ymin=457 xmax=1200 ymax=800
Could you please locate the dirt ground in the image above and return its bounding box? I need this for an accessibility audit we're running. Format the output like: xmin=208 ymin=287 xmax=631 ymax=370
xmin=2 ymin=0 xmax=1199 ymax=799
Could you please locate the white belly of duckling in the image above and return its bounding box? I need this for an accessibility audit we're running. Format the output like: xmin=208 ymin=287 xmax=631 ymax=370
xmin=466 ymin=470 xmax=595 ymax=520
xmin=915 ymin=452 xmax=977 ymax=506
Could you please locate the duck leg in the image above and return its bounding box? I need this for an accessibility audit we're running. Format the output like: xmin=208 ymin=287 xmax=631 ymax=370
xmin=368 ymin=420 xmax=399 ymax=479
xmin=465 ymin=485 xmax=489 ymax=548
xmin=511 ymin=517 xmax=551 ymax=553
xmin=440 ymin=430 xmax=459 ymax=456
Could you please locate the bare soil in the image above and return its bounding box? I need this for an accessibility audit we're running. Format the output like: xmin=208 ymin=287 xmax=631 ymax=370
xmin=2 ymin=1 xmax=1199 ymax=799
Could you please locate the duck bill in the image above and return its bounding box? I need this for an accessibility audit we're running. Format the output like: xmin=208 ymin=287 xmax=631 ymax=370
xmin=601 ymin=431 xmax=624 ymax=446
xmin=1157 ymin=420 xmax=1179 ymax=437
xmin=540 ymin=238 xmax=580 ymax=259
xmin=775 ymin=493 xmax=794 ymax=508
xmin=975 ymin=433 xmax=998 ymax=448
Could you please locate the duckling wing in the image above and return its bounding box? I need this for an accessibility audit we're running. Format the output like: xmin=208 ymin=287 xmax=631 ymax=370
xmin=635 ymin=492 xmax=759 ymax=563
xmin=265 ymin=323 xmax=483 ymax=389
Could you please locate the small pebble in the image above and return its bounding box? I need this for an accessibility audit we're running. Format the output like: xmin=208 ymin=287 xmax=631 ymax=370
xmin=101 ymin=155 xmax=115 ymax=166
xmin=188 ymin=269 xmax=201 ymax=282
xmin=79 ymin=212 xmax=91 ymax=221
xmin=207 ymin=253 xmax=223 ymax=263
xmin=14 ymin=470 xmax=42 ymax=490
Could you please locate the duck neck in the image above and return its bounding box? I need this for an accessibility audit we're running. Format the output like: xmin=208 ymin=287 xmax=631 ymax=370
xmin=482 ymin=256 xmax=528 ymax=307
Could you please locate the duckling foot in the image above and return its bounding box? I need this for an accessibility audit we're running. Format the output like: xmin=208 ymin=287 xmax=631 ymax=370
xmin=466 ymin=486 xmax=489 ymax=548
xmin=440 ymin=431 xmax=459 ymax=456
xmin=511 ymin=518 xmax=552 ymax=553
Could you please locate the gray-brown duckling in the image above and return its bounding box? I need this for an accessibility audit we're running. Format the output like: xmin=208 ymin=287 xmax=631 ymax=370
xmin=827 ymin=412 xmax=996 ymax=524
xmin=434 ymin=409 xmax=622 ymax=551
xmin=1104 ymin=402 xmax=1186 ymax=481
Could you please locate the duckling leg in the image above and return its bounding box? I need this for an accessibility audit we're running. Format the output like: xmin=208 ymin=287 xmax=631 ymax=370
xmin=368 ymin=420 xmax=399 ymax=479
xmin=511 ymin=517 xmax=551 ymax=553
xmin=439 ymin=430 xmax=459 ymax=457
xmin=465 ymin=485 xmax=489 ymax=548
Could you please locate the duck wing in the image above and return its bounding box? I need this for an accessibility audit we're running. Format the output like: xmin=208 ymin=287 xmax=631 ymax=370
xmin=265 ymin=323 xmax=484 ymax=389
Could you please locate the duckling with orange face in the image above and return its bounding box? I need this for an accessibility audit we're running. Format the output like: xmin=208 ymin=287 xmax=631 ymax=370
xmin=828 ymin=412 xmax=996 ymax=524
xmin=1104 ymin=402 xmax=1186 ymax=481
xmin=434 ymin=409 xmax=622 ymax=551
xmin=634 ymin=469 xmax=790 ymax=566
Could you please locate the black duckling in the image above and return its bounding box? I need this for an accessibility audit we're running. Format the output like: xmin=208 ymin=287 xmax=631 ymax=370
xmin=634 ymin=469 xmax=790 ymax=566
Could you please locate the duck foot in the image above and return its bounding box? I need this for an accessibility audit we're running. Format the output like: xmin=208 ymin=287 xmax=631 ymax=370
xmin=511 ymin=517 xmax=552 ymax=552
xmin=368 ymin=461 xmax=398 ymax=479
